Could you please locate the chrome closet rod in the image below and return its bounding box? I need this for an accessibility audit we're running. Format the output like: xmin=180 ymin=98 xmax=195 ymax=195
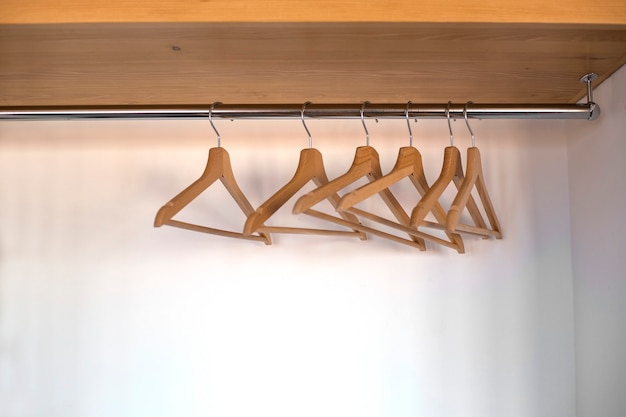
xmin=0 ymin=102 xmax=599 ymax=121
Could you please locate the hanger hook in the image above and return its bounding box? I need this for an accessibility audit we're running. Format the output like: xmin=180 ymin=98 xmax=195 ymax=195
xmin=463 ymin=101 xmax=475 ymax=147
xmin=405 ymin=101 xmax=413 ymax=147
xmin=360 ymin=101 xmax=370 ymax=146
xmin=301 ymin=101 xmax=312 ymax=148
xmin=209 ymin=101 xmax=223 ymax=147
xmin=446 ymin=101 xmax=454 ymax=146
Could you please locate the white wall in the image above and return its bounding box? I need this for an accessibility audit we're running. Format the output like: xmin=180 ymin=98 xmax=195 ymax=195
xmin=567 ymin=64 xmax=626 ymax=417
xmin=0 ymin=109 xmax=575 ymax=416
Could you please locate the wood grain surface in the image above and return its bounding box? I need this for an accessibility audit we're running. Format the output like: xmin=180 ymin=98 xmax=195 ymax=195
xmin=3 ymin=0 xmax=626 ymax=24
xmin=2 ymin=22 xmax=626 ymax=105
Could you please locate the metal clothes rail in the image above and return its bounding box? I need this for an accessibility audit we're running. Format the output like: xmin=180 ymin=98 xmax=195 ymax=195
xmin=0 ymin=74 xmax=601 ymax=121
xmin=0 ymin=102 xmax=600 ymax=121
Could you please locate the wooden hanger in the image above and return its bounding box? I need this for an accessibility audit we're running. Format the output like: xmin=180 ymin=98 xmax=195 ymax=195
xmin=154 ymin=103 xmax=271 ymax=244
xmin=334 ymin=103 xmax=465 ymax=252
xmin=410 ymin=102 xmax=499 ymax=239
xmin=293 ymin=102 xmax=427 ymax=250
xmin=293 ymin=145 xmax=381 ymax=214
xmin=243 ymin=103 xmax=367 ymax=239
xmin=446 ymin=103 xmax=502 ymax=238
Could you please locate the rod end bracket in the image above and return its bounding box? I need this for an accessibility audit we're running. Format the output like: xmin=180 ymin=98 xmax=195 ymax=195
xmin=579 ymin=72 xmax=598 ymax=84
xmin=588 ymin=101 xmax=601 ymax=120
xmin=580 ymin=72 xmax=599 ymax=104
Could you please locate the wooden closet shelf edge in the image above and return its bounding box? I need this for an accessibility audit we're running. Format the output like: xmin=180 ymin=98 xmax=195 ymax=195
xmin=3 ymin=1 xmax=626 ymax=25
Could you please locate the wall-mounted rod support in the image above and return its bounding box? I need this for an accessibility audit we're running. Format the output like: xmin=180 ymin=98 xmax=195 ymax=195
xmin=580 ymin=73 xmax=599 ymax=104
xmin=0 ymin=102 xmax=600 ymax=121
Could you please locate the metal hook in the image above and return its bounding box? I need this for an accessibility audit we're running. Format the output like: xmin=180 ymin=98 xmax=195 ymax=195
xmin=405 ymin=101 xmax=413 ymax=147
xmin=209 ymin=101 xmax=223 ymax=147
xmin=446 ymin=101 xmax=454 ymax=146
xmin=301 ymin=101 xmax=312 ymax=148
xmin=463 ymin=101 xmax=475 ymax=147
xmin=360 ymin=101 xmax=370 ymax=146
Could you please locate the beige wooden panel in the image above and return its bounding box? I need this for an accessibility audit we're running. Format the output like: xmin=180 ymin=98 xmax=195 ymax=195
xmin=2 ymin=0 xmax=626 ymax=24
xmin=1 ymin=23 xmax=626 ymax=106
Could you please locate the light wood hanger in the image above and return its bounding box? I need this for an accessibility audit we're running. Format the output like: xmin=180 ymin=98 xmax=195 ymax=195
xmin=410 ymin=102 xmax=498 ymax=238
xmin=335 ymin=102 xmax=465 ymax=252
xmin=293 ymin=145 xmax=381 ymax=214
xmin=446 ymin=103 xmax=502 ymax=238
xmin=154 ymin=103 xmax=271 ymax=244
xmin=243 ymin=102 xmax=367 ymax=239
xmin=293 ymin=102 xmax=427 ymax=250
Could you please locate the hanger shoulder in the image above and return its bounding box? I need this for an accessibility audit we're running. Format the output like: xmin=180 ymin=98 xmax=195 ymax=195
xmin=446 ymin=147 xmax=479 ymax=231
xmin=246 ymin=147 xmax=366 ymax=239
xmin=179 ymin=148 xmax=256 ymax=216
xmin=404 ymin=161 xmax=465 ymax=251
xmin=473 ymin=166 xmax=503 ymax=238
xmin=322 ymin=146 xmax=426 ymax=250
xmin=470 ymin=148 xmax=502 ymax=236
xmin=292 ymin=146 xmax=379 ymax=214
xmin=155 ymin=147 xmax=271 ymax=244
xmin=337 ymin=147 xmax=418 ymax=211
xmin=397 ymin=147 xmax=465 ymax=252
xmin=449 ymin=147 xmax=488 ymax=231
xmin=245 ymin=147 xmax=356 ymax=236
xmin=154 ymin=147 xmax=226 ymax=227
xmin=410 ymin=146 xmax=460 ymax=226
xmin=447 ymin=147 xmax=502 ymax=238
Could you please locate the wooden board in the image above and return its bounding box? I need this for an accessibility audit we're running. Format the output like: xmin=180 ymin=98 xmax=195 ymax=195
xmin=2 ymin=22 xmax=626 ymax=106
xmin=3 ymin=0 xmax=626 ymax=24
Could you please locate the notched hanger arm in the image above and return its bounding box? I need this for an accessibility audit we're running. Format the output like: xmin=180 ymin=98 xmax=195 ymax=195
xmin=244 ymin=147 xmax=367 ymax=239
xmin=447 ymin=147 xmax=502 ymax=238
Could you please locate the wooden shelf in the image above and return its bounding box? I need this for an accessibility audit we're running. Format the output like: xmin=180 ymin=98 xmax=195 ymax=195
xmin=2 ymin=2 xmax=626 ymax=106
xmin=4 ymin=0 xmax=626 ymax=24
